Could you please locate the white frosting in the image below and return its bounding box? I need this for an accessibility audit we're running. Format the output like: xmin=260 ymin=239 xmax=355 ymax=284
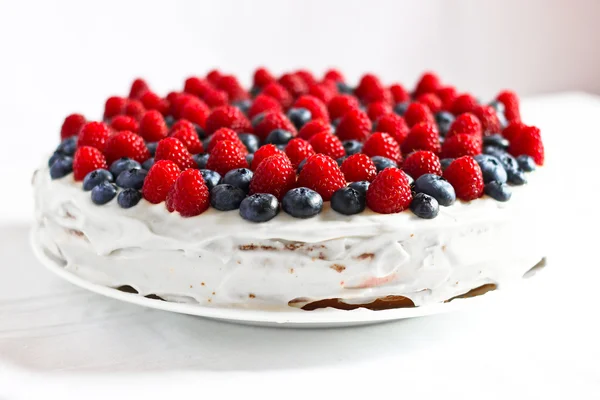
xmin=32 ymin=165 xmax=547 ymax=310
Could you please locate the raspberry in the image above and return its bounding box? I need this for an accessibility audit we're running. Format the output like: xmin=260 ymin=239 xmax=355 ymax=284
xmin=206 ymin=69 xmax=223 ymax=85
xmin=502 ymin=121 xmax=526 ymax=142
xmin=355 ymin=74 xmax=381 ymax=99
xmin=78 ymin=122 xmax=111 ymax=152
xmin=155 ymin=137 xmax=195 ymax=170
xmin=447 ymin=113 xmax=483 ymax=139
xmin=216 ymin=74 xmax=249 ymax=102
xmin=414 ymin=72 xmax=442 ymax=97
xmin=252 ymin=111 xmax=296 ymax=141
xmin=416 ymin=93 xmax=442 ymax=113
xmin=389 ymin=84 xmax=410 ymax=104
xmin=180 ymin=99 xmax=210 ymax=128
xmin=165 ymin=169 xmax=210 ymax=217
xmin=367 ymin=101 xmax=392 ymax=121
xmin=327 ymin=94 xmax=360 ymax=121
xmin=298 ymin=119 xmax=331 ymax=141
xmin=104 ymin=96 xmax=127 ymax=120
xmin=336 ymin=109 xmax=372 ymax=142
xmin=443 ymin=156 xmax=484 ymax=201
xmin=308 ymin=84 xmax=335 ymax=104
xmin=207 ymin=127 xmax=246 ymax=154
xmin=138 ymin=110 xmax=168 ymax=142
xmin=205 ymin=106 xmax=253 ymax=135
xmin=104 ymin=131 xmax=150 ymax=165
xmin=278 ymin=73 xmax=309 ymax=97
xmin=202 ymin=88 xmax=230 ymax=108
xmin=142 ymin=160 xmax=181 ymax=204
xmin=170 ymin=126 xmax=204 ymax=154
xmin=472 ymin=105 xmax=501 ymax=135
xmin=293 ymin=95 xmax=329 ymax=122
xmin=61 ymin=114 xmax=86 ymax=139
xmin=401 ymin=122 xmax=441 ymax=154
xmin=110 ymin=115 xmax=139 ymax=133
xmin=375 ymin=113 xmax=409 ymax=145
xmin=308 ymin=131 xmax=345 ymax=159
xmin=440 ymin=133 xmax=482 ymax=159
xmin=262 ymin=82 xmax=293 ymax=109
xmin=184 ymin=77 xmax=213 ymax=98
xmin=297 ymin=154 xmax=347 ymax=201
xmin=247 ymin=94 xmax=282 ymax=119
xmin=402 ymin=151 xmax=442 ymax=179
xmin=437 ymin=86 xmax=458 ymax=111
xmin=341 ymin=153 xmax=377 ymax=182
xmin=450 ymin=94 xmax=478 ymax=115
xmin=362 ymin=132 xmax=402 ymax=164
xmin=129 ymin=78 xmax=149 ymax=99
xmin=294 ymin=70 xmax=318 ymax=87
xmin=496 ymin=90 xmax=521 ymax=123
xmin=206 ymin=140 xmax=249 ymax=175
xmin=404 ymin=102 xmax=434 ymax=127
xmin=508 ymin=125 xmax=544 ymax=165
xmin=169 ymin=93 xmax=197 ymax=119
xmin=356 ymin=74 xmax=392 ymax=105
xmin=249 ymin=154 xmax=296 ymax=200
xmin=285 ymin=138 xmax=315 ymax=169
xmin=170 ymin=119 xmax=195 ymax=134
xmin=323 ymin=69 xmax=345 ymax=82
xmin=73 ymin=146 xmax=108 ymax=181
xmin=253 ymin=67 xmax=276 ymax=88
xmin=319 ymin=78 xmax=338 ymax=93
xmin=251 ymin=144 xmax=285 ymax=171
xmin=124 ymin=99 xmax=146 ymax=120
xmin=366 ymin=168 xmax=412 ymax=214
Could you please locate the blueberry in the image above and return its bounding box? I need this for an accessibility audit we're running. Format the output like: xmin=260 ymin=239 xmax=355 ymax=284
xmin=109 ymin=158 xmax=141 ymax=177
xmin=484 ymin=181 xmax=512 ymax=202
xmin=336 ymin=82 xmax=354 ymax=95
xmin=497 ymin=111 xmax=508 ymax=130
xmin=371 ymin=156 xmax=398 ymax=172
xmin=232 ymin=99 xmax=252 ymax=115
xmin=414 ymin=174 xmax=456 ymax=207
xmin=410 ymin=193 xmax=439 ymax=219
xmin=508 ymin=170 xmax=527 ymax=185
xmin=193 ymin=124 xmax=206 ymax=139
xmin=193 ymin=153 xmax=209 ymax=169
xmin=349 ymin=181 xmax=370 ymax=196
xmin=440 ymin=158 xmax=454 ymax=171
xmin=276 ymin=144 xmax=287 ymax=151
xmin=91 ymin=182 xmax=117 ymax=205
xmin=239 ymin=193 xmax=279 ymax=222
xmin=210 ymin=184 xmax=246 ymax=211
xmin=332 ymin=118 xmax=342 ymax=128
xmin=482 ymin=134 xmax=509 ymax=150
xmin=266 ymin=129 xmax=293 ymax=145
xmin=343 ymin=140 xmax=362 ymax=156
xmin=238 ymin=133 xmax=260 ymax=153
xmin=287 ymin=108 xmax=311 ymax=130
xmin=251 ymin=113 xmax=266 ymax=127
xmin=517 ymin=155 xmax=536 ymax=172
xmin=484 ymin=149 xmax=526 ymax=185
xmin=282 ymin=187 xmax=323 ymax=218
xmin=48 ymin=152 xmax=63 ymax=167
xmin=246 ymin=153 xmax=254 ymax=166
xmin=49 ymin=156 xmax=73 ymax=179
xmin=142 ymin=157 xmax=155 ymax=170
xmin=474 ymin=154 xmax=507 ymax=184
xmin=488 ymin=100 xmax=505 ymax=114
xmin=146 ymin=142 xmax=158 ymax=156
xmin=116 ymin=168 xmax=147 ymax=190
xmin=394 ymin=102 xmax=410 ymax=116
xmin=199 ymin=169 xmax=221 ymax=191
xmin=331 ymin=187 xmax=366 ymax=215
xmin=56 ymin=136 xmax=77 ymax=156
xmin=223 ymin=168 xmax=253 ymax=192
xmin=202 ymin=138 xmax=210 ymax=152
xmin=249 ymin=86 xmax=261 ymax=97
xmin=297 ymin=159 xmax=307 ymax=173
xmin=435 ymin=111 xmax=454 ymax=136
xmin=164 ymin=115 xmax=176 ymax=128
xmin=336 ymin=156 xmax=348 ymax=167
xmin=117 ymin=188 xmax=142 ymax=208
xmin=83 ymin=168 xmax=113 ymax=191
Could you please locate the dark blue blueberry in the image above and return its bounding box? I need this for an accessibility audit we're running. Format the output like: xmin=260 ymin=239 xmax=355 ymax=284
xmin=238 ymin=133 xmax=260 ymax=154
xmin=48 ymin=152 xmax=63 ymax=167
xmin=223 ymin=168 xmax=253 ymax=193
xmin=266 ymin=129 xmax=293 ymax=145
xmin=343 ymin=140 xmax=362 ymax=156
xmin=251 ymin=113 xmax=266 ymax=127
xmin=474 ymin=154 xmax=507 ymax=184
xmin=508 ymin=169 xmax=527 ymax=185
xmin=297 ymin=159 xmax=307 ymax=173
xmin=497 ymin=111 xmax=508 ymax=129
xmin=142 ymin=157 xmax=155 ymax=171
xmin=91 ymin=182 xmax=117 ymax=205
xmin=440 ymin=158 xmax=454 ymax=171
xmin=435 ymin=111 xmax=455 ymax=136
xmin=336 ymin=156 xmax=348 ymax=167
xmin=117 ymin=188 xmax=142 ymax=208
xmin=246 ymin=153 xmax=254 ymax=166
xmin=371 ymin=156 xmax=398 ymax=172
xmin=517 ymin=155 xmax=536 ymax=172
xmin=199 ymin=169 xmax=221 ymax=191
xmin=210 ymin=184 xmax=246 ymax=211
xmin=287 ymin=108 xmax=312 ymax=130
xmin=239 ymin=193 xmax=279 ymax=222
xmin=193 ymin=153 xmax=209 ymax=169
xmin=249 ymin=86 xmax=261 ymax=98
xmin=193 ymin=124 xmax=206 ymax=139
xmin=414 ymin=174 xmax=456 ymax=207
xmin=482 ymin=134 xmax=509 ymax=150
xmin=332 ymin=118 xmax=341 ymax=128
xmin=393 ymin=102 xmax=410 ymax=116
xmin=232 ymin=99 xmax=252 ymax=115
xmin=116 ymin=168 xmax=147 ymax=190
xmin=336 ymin=81 xmax=354 ymax=95
xmin=83 ymin=169 xmax=113 ymax=191
xmin=349 ymin=181 xmax=370 ymax=196
xmin=56 ymin=136 xmax=77 ymax=156
xmin=331 ymin=187 xmax=366 ymax=215
xmin=146 ymin=142 xmax=158 ymax=156
xmin=282 ymin=187 xmax=323 ymax=218
xmin=484 ymin=181 xmax=512 ymax=202
xmin=164 ymin=115 xmax=176 ymax=128
xmin=109 ymin=158 xmax=141 ymax=177
xmin=488 ymin=100 xmax=505 ymax=114
xmin=276 ymin=144 xmax=287 ymax=151
xmin=410 ymin=193 xmax=439 ymax=219
xmin=49 ymin=156 xmax=73 ymax=179
xmin=484 ymin=148 xmax=525 ymax=186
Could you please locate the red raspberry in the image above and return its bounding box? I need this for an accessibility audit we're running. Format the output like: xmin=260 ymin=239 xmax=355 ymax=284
xmin=450 ymin=94 xmax=478 ymax=115
xmin=416 ymin=93 xmax=442 ymax=113
xmin=104 ymin=96 xmax=127 ymax=120
xmin=170 ymin=126 xmax=204 ymax=154
xmin=170 ymin=119 xmax=195 ymax=134
xmin=375 ymin=114 xmax=409 ymax=145
xmin=308 ymin=131 xmax=345 ymax=159
xmin=323 ymin=69 xmax=345 ymax=82
xmin=216 ymin=74 xmax=249 ymax=102
xmin=206 ymin=69 xmax=223 ymax=85
xmin=206 ymin=140 xmax=249 ymax=175
xmin=262 ymin=82 xmax=293 ymax=109
xmin=402 ymin=151 xmax=442 ymax=179
xmin=278 ymin=73 xmax=309 ymax=97
xmin=496 ymin=90 xmax=521 ymax=123
xmin=414 ymin=72 xmax=442 ymax=97
xmin=285 ymin=138 xmax=315 ymax=169
xmin=441 ymin=133 xmax=482 ymax=159
xmin=295 ymin=70 xmax=318 ymax=87
xmin=165 ymin=169 xmax=210 ymax=217
xmin=139 ymin=110 xmax=168 ymax=142
xmin=362 ymin=132 xmax=402 ymax=163
xmin=78 ymin=122 xmax=111 ymax=152
xmin=443 ymin=156 xmax=484 ymax=201
xmin=366 ymin=168 xmax=412 ymax=214
xmin=356 ymin=74 xmax=392 ymax=105
xmin=205 ymin=106 xmax=253 ymax=135
xmin=298 ymin=119 xmax=331 ymax=141
xmin=60 ymin=113 xmax=86 ymax=139
xmin=104 ymin=131 xmax=150 ymax=165
xmin=401 ymin=122 xmax=441 ymax=154
xmin=142 ymin=160 xmax=181 ymax=204
xmin=124 ymin=99 xmax=146 ymax=120
xmin=328 ymin=94 xmax=360 ymax=121
xmin=207 ymin=127 xmax=246 ymax=154
xmin=341 ymin=154 xmax=377 ymax=182
xmin=437 ymin=86 xmax=458 ymax=111
xmin=473 ymin=105 xmax=501 ymax=135
xmin=184 ymin=77 xmax=214 ymax=98
xmin=180 ymin=99 xmax=210 ymax=129
xmin=155 ymin=137 xmax=195 ymax=170
xmin=308 ymin=84 xmax=335 ymax=104
xmin=319 ymin=78 xmax=338 ymax=93
xmin=447 ymin=113 xmax=483 ymax=139
xmin=140 ymin=91 xmax=170 ymax=116
xmin=389 ymin=84 xmax=410 ymax=104
xmin=251 ymin=144 xmax=285 ymax=171
xmin=355 ymin=74 xmax=381 ymax=99
xmin=202 ymin=88 xmax=230 ymax=108
xmin=249 ymin=154 xmax=296 ymax=200
xmin=293 ymin=95 xmax=330 ymax=122
xmin=247 ymin=94 xmax=282 ymax=119
xmin=169 ymin=93 xmax=197 ymax=119
xmin=508 ymin=125 xmax=544 ymax=165
xmin=297 ymin=154 xmax=347 ymax=201
xmin=367 ymin=101 xmax=392 ymax=121
xmin=73 ymin=146 xmax=108 ymax=181
xmin=404 ymin=102 xmax=434 ymax=127
xmin=110 ymin=115 xmax=139 ymax=133
xmin=253 ymin=67 xmax=276 ymax=88
xmin=336 ymin=109 xmax=372 ymax=142
xmin=502 ymin=121 xmax=526 ymax=142
xmin=252 ymin=111 xmax=296 ymax=141
xmin=129 ymin=78 xmax=149 ymax=99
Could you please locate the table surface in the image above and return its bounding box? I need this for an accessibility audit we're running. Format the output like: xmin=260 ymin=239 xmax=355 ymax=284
xmin=1 ymin=93 xmax=599 ymax=399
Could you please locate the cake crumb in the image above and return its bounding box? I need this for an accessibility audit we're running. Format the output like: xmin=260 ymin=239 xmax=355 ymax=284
xmin=212 ymin=291 xmax=216 ymax=295
xmin=340 ymin=281 xmax=345 ymax=286
xmin=249 ymin=293 xmax=255 ymax=299
xmin=289 ymin=268 xmax=294 ymax=274
xmin=189 ymin=285 xmax=193 ymax=288
xmin=201 ymin=282 xmax=205 ymax=286
xmin=442 ymin=245 xmax=447 ymax=251
xmin=356 ymin=253 xmax=375 ymax=260
xmin=239 ymin=244 xmax=277 ymax=251
xmin=236 ymin=260 xmax=241 ymax=264
xmin=207 ymin=299 xmax=212 ymax=303
xmin=330 ymin=264 xmax=346 ymax=273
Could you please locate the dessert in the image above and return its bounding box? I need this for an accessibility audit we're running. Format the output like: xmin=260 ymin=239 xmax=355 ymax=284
xmin=33 ymin=69 xmax=547 ymax=311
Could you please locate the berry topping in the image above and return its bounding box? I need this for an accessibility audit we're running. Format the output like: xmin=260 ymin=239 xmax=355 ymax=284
xmin=484 ymin=147 xmax=527 ymax=186
xmin=206 ymin=139 xmax=249 ymax=176
xmin=331 ymin=186 xmax=366 ymax=215
xmin=180 ymin=99 xmax=210 ymax=128
xmin=410 ymin=193 xmax=439 ymax=219
xmin=336 ymin=109 xmax=372 ymax=142
xmin=367 ymin=101 xmax=393 ymax=121
xmin=55 ymin=137 xmax=77 ymax=156
xmin=349 ymin=180 xmax=370 ymax=196
xmin=389 ymin=84 xmax=410 ymax=104
xmin=279 ymin=73 xmax=309 ymax=97
xmin=447 ymin=113 xmax=483 ymax=139
xmin=443 ymin=156 xmax=484 ymax=201
xmin=49 ymin=156 xmax=73 ymax=180
xmin=517 ymin=155 xmax=536 ymax=172
xmin=308 ymin=84 xmax=335 ymax=104
xmin=199 ymin=169 xmax=222 ymax=191
xmin=450 ymin=94 xmax=478 ymax=115
xmin=252 ymin=111 xmax=297 ymax=141
xmin=137 ymin=110 xmax=168 ymax=142
xmin=104 ymin=131 xmax=151 ymax=165
xmin=61 ymin=114 xmax=86 ymax=139
xmin=73 ymin=146 xmax=108 ymax=181
xmin=324 ymin=69 xmax=345 ymax=82
xmin=205 ymin=106 xmax=253 ymax=135
xmin=103 ymin=96 xmax=127 ymax=120
xmin=328 ymin=94 xmax=360 ymax=121
xmin=298 ymin=119 xmax=331 ymax=141
xmin=343 ymin=140 xmax=363 ymax=156
xmin=210 ymin=184 xmax=246 ymax=211
xmin=404 ymin=102 xmax=434 ymax=127
xmin=362 ymin=132 xmax=402 ymax=164
xmin=78 ymin=121 xmax=111 ymax=152
xmin=166 ymin=169 xmax=210 ymax=217
xmin=435 ymin=111 xmax=455 ymax=136
xmin=141 ymin=160 xmax=181 ymax=204
xmin=202 ymin=88 xmax=230 ymax=108
xmin=340 ymin=153 xmax=377 ymax=183
xmin=287 ymin=108 xmax=312 ymax=130
xmin=170 ymin=126 xmax=204 ymax=154
xmin=155 ymin=137 xmax=195 ymax=170
xmin=293 ymin=95 xmax=329 ymax=122
xmin=473 ymin=105 xmax=501 ymax=135
xmin=285 ymin=138 xmax=315 ymax=169
xmin=366 ymin=168 xmax=412 ymax=214
xmin=128 ymin=78 xmax=149 ymax=99
xmin=484 ymin=181 xmax=512 ymax=202
xmin=401 ymin=122 xmax=441 ymax=154
xmin=262 ymin=82 xmax=293 ymax=109
xmin=251 ymin=144 xmax=285 ymax=171
xmin=374 ymin=113 xmax=409 ymax=145
xmin=253 ymin=67 xmax=276 ymax=88
xmin=414 ymin=72 xmax=442 ymax=97
xmin=110 ymin=115 xmax=139 ymax=133
xmin=402 ymin=151 xmax=442 ymax=180
xmin=508 ymin=125 xmax=544 ymax=165
xmin=282 ymin=187 xmax=323 ymax=218
xmin=371 ymin=156 xmax=398 ymax=172
xmin=239 ymin=193 xmax=280 ymax=223
xmin=117 ymin=188 xmax=142 ymax=209
xmin=266 ymin=129 xmax=294 ymax=145
xmin=91 ymin=182 xmax=118 ymax=205
xmin=249 ymin=154 xmax=296 ymax=200
xmin=83 ymin=169 xmax=113 ymax=191
xmin=308 ymin=131 xmax=346 ymax=160
xmin=140 ymin=91 xmax=169 ymax=116
xmin=483 ymin=134 xmax=509 ymax=150
xmin=109 ymin=157 xmax=141 ymax=177
xmin=501 ymin=121 xmax=526 ymax=142
xmin=216 ymin=74 xmax=248 ymax=102
xmin=440 ymin=133 xmax=482 ymax=158
xmin=474 ymin=154 xmax=507 ymax=184
xmin=296 ymin=154 xmax=346 ymax=201
xmin=496 ymin=90 xmax=521 ymax=123
xmin=222 ymin=168 xmax=253 ymax=193
xmin=238 ymin=133 xmax=260 ymax=154
xmin=124 ymin=99 xmax=146 ymax=120
xmin=207 ymin=127 xmax=246 ymax=154
xmin=116 ymin=168 xmax=148 ymax=190
xmin=248 ymin=94 xmax=283 ymax=119
xmin=415 ymin=93 xmax=442 ymax=113
xmin=413 ymin=174 xmax=456 ymax=207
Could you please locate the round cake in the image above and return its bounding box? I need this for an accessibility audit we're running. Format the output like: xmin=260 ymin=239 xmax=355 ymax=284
xmin=33 ymin=69 xmax=547 ymax=311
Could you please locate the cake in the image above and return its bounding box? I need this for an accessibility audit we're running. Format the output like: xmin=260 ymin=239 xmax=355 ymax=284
xmin=32 ymin=69 xmax=547 ymax=311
